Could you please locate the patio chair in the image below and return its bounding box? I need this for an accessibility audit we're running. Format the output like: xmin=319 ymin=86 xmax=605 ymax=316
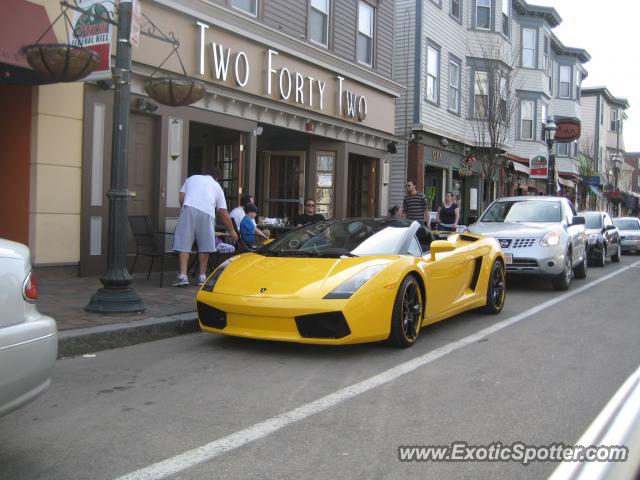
xmin=128 ymin=215 xmax=173 ymax=287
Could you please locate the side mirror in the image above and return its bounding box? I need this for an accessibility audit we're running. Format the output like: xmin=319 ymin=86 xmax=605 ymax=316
xmin=571 ymin=216 xmax=585 ymax=226
xmin=430 ymin=240 xmax=456 ymax=261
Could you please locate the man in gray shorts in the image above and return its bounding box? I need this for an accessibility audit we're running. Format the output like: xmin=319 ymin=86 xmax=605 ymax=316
xmin=172 ymin=167 xmax=238 ymax=286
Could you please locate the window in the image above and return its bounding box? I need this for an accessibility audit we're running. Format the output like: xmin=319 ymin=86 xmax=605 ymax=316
xmin=501 ymin=0 xmax=510 ymax=37
xmin=599 ymin=97 xmax=604 ymax=125
xmin=522 ymin=28 xmax=536 ymax=68
xmin=520 ymin=100 xmax=534 ymax=140
xmin=549 ymin=60 xmax=553 ymax=93
xmin=316 ymin=152 xmax=335 ymax=218
xmin=357 ymin=2 xmax=374 ymax=66
xmin=451 ymin=0 xmax=461 ymax=20
xmin=499 ymin=76 xmax=507 ymax=121
xmin=474 ymin=71 xmax=488 ymax=118
xmin=426 ymin=45 xmax=439 ymax=103
xmin=610 ymin=109 xmax=618 ymax=132
xmin=540 ymin=103 xmax=547 ymax=141
xmin=559 ymin=65 xmax=571 ymax=98
xmin=543 ymin=36 xmax=549 ymax=73
xmin=575 ymin=70 xmax=582 ymax=100
xmin=231 ymin=0 xmax=257 ymax=16
xmin=309 ymin=0 xmax=329 ymax=47
xmin=476 ymin=0 xmax=491 ymax=30
xmin=556 ymin=142 xmax=569 ymax=156
xmin=448 ymin=59 xmax=460 ymax=113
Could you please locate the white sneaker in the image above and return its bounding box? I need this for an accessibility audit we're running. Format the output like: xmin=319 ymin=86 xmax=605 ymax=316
xmin=198 ymin=274 xmax=207 ymax=286
xmin=172 ymin=275 xmax=189 ymax=287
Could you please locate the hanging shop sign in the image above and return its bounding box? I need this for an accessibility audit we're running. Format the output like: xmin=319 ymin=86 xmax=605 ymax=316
xmin=68 ymin=0 xmax=114 ymax=81
xmin=529 ymin=154 xmax=548 ymax=179
xmin=195 ymin=21 xmax=368 ymax=122
xmin=554 ymin=118 xmax=581 ymax=143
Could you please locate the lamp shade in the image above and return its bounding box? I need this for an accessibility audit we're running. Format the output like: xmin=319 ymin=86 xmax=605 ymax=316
xmin=23 ymin=44 xmax=101 ymax=83
xmin=144 ymin=77 xmax=206 ymax=107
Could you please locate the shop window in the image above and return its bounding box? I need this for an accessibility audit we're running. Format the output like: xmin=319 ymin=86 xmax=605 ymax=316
xmin=217 ymin=144 xmax=239 ymax=207
xmin=316 ymin=152 xmax=335 ymax=218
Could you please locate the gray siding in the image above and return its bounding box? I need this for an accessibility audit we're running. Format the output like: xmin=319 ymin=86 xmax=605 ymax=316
xmin=376 ymin=0 xmax=394 ymax=77
xmin=333 ymin=0 xmax=357 ymax=62
xmin=262 ymin=0 xmax=307 ymax=39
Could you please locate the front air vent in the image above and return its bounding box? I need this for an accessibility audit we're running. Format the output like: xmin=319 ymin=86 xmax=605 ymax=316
xmin=197 ymin=301 xmax=227 ymax=329
xmin=295 ymin=312 xmax=351 ymax=339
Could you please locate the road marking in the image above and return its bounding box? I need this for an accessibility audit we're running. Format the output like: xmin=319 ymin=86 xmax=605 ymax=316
xmin=114 ymin=260 xmax=640 ymax=480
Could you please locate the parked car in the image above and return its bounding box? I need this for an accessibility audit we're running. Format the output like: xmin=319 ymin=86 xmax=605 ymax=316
xmin=613 ymin=217 xmax=640 ymax=254
xmin=467 ymin=196 xmax=587 ymax=291
xmin=0 ymin=239 xmax=58 ymax=417
xmin=578 ymin=211 xmax=621 ymax=266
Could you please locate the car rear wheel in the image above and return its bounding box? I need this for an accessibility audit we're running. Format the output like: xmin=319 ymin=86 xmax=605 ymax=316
xmin=388 ymin=275 xmax=423 ymax=348
xmin=595 ymin=243 xmax=606 ymax=267
xmin=552 ymin=250 xmax=572 ymax=291
xmin=573 ymin=248 xmax=588 ymax=279
xmin=612 ymin=244 xmax=621 ymax=263
xmin=483 ymin=260 xmax=506 ymax=314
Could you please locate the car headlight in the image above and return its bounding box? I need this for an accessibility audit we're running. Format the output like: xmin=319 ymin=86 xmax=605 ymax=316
xmin=201 ymin=259 xmax=232 ymax=292
xmin=540 ymin=230 xmax=561 ymax=247
xmin=324 ymin=264 xmax=386 ymax=299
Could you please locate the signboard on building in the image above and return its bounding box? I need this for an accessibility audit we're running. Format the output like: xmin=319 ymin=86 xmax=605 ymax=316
xmin=554 ymin=118 xmax=581 ymax=143
xmin=69 ymin=0 xmax=114 ymax=80
xmin=530 ymin=154 xmax=548 ymax=179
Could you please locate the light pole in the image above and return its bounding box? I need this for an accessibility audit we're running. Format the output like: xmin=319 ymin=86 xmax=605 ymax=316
xmin=85 ymin=0 xmax=145 ymax=313
xmin=544 ymin=117 xmax=557 ymax=196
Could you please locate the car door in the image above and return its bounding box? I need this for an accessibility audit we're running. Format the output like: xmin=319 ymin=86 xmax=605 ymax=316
xmin=565 ymin=201 xmax=585 ymax=266
xmin=603 ymin=213 xmax=618 ymax=255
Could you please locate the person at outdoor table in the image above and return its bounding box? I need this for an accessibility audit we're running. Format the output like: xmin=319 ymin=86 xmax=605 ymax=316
xmin=240 ymin=203 xmax=270 ymax=248
xmin=230 ymin=194 xmax=253 ymax=231
xmin=435 ymin=191 xmax=460 ymax=232
xmin=402 ymin=180 xmax=430 ymax=227
xmin=388 ymin=205 xmax=402 ymax=218
xmin=295 ymin=198 xmax=325 ymax=226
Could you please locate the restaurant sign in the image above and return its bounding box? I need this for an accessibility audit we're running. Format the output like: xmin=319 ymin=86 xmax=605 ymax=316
xmin=529 ymin=154 xmax=548 ymax=179
xmin=196 ymin=21 xmax=367 ymax=122
xmin=554 ymin=118 xmax=581 ymax=143
xmin=68 ymin=0 xmax=114 ymax=81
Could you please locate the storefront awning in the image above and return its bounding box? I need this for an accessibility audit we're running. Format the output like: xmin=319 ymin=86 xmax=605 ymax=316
xmin=558 ymin=177 xmax=576 ymax=189
xmin=0 ymin=0 xmax=57 ymax=84
xmin=512 ymin=162 xmax=530 ymax=175
xmin=588 ymin=185 xmax=603 ymax=198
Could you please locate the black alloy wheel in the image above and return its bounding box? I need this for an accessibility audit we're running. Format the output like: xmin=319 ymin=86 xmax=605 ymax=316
xmin=596 ymin=242 xmax=607 ymax=267
xmin=483 ymin=260 xmax=506 ymax=314
xmin=388 ymin=275 xmax=423 ymax=348
xmin=574 ymin=247 xmax=588 ymax=279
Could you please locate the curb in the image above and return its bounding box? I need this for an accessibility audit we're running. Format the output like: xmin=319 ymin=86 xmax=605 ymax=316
xmin=57 ymin=312 xmax=200 ymax=359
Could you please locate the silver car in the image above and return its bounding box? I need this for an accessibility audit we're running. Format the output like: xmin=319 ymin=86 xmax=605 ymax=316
xmin=0 ymin=239 xmax=58 ymax=417
xmin=468 ymin=196 xmax=588 ymax=291
xmin=613 ymin=217 xmax=640 ymax=254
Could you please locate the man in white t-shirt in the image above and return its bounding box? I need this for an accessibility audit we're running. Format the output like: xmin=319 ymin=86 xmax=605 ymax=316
xmin=172 ymin=168 xmax=238 ymax=286
xmin=229 ymin=194 xmax=254 ymax=232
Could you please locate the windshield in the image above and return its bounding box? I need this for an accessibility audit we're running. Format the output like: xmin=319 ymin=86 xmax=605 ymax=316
xmin=258 ymin=218 xmax=412 ymax=257
xmin=481 ymin=200 xmax=563 ymax=223
xmin=581 ymin=213 xmax=603 ymax=229
xmin=613 ymin=219 xmax=640 ymax=230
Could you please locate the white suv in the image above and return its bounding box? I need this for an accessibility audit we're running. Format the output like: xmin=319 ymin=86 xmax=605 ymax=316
xmin=0 ymin=239 xmax=58 ymax=417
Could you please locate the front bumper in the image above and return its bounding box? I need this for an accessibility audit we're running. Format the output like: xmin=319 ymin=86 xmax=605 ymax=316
xmin=620 ymin=237 xmax=640 ymax=252
xmin=501 ymin=244 xmax=566 ymax=275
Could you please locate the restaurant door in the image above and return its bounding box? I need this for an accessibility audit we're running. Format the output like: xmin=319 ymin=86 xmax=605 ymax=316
xmin=347 ymin=154 xmax=377 ymax=217
xmin=259 ymin=151 xmax=305 ymax=220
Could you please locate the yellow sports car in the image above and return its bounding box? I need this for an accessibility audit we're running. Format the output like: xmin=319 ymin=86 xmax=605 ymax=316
xmin=197 ymin=218 xmax=506 ymax=348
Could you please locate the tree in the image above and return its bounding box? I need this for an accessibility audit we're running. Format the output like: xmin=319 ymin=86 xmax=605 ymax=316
xmin=467 ymin=38 xmax=520 ymax=206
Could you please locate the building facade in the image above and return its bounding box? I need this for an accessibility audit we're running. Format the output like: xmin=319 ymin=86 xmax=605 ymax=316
xmin=1 ymin=0 xmax=403 ymax=275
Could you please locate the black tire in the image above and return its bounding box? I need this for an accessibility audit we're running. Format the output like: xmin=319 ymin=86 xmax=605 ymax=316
xmin=612 ymin=243 xmax=621 ymax=263
xmin=573 ymin=247 xmax=588 ymax=279
xmin=388 ymin=275 xmax=424 ymax=348
xmin=552 ymin=250 xmax=572 ymax=291
xmin=595 ymin=242 xmax=606 ymax=267
xmin=483 ymin=260 xmax=506 ymax=314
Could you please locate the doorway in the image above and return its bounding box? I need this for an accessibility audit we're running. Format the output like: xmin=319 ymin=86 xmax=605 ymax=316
xmin=258 ymin=151 xmax=305 ymax=220
xmin=347 ymin=154 xmax=378 ymax=217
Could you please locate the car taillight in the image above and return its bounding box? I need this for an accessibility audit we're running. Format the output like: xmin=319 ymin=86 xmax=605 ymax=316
xmin=23 ymin=271 xmax=38 ymax=302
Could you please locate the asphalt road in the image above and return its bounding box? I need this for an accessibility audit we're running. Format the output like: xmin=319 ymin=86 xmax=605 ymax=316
xmin=2 ymin=255 xmax=640 ymax=480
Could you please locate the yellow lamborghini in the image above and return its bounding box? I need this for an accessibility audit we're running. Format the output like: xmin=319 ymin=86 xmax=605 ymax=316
xmin=196 ymin=218 xmax=506 ymax=348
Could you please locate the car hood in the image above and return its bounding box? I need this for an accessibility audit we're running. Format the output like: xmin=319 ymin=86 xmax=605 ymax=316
xmin=468 ymin=222 xmax=559 ymax=238
xmin=211 ymin=253 xmax=395 ymax=298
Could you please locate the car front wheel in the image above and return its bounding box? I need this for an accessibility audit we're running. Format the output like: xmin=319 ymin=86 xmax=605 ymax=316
xmin=573 ymin=248 xmax=588 ymax=279
xmin=595 ymin=242 xmax=606 ymax=267
xmin=483 ymin=260 xmax=506 ymax=314
xmin=388 ymin=275 xmax=423 ymax=348
xmin=612 ymin=244 xmax=621 ymax=263
xmin=552 ymin=250 xmax=572 ymax=291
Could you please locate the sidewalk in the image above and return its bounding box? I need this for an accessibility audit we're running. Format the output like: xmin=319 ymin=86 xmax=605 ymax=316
xmin=37 ymin=270 xmax=202 ymax=358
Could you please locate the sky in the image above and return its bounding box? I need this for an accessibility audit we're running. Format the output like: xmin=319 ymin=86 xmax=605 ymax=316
xmin=532 ymin=0 xmax=640 ymax=152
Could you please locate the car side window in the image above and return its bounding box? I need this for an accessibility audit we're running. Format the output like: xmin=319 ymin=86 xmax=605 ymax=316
xmin=563 ymin=201 xmax=574 ymax=225
xmin=407 ymin=236 xmax=422 ymax=256
xmin=603 ymin=214 xmax=613 ymax=228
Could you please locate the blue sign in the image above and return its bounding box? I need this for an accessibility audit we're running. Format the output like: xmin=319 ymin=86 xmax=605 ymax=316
xmin=583 ymin=175 xmax=601 ymax=186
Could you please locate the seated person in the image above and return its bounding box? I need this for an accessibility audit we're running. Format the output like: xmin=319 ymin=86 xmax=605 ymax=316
xmin=296 ymin=198 xmax=325 ymax=227
xmin=240 ymin=203 xmax=270 ymax=248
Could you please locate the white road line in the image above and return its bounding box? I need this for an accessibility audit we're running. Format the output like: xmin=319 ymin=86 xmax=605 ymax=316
xmin=114 ymin=260 xmax=640 ymax=480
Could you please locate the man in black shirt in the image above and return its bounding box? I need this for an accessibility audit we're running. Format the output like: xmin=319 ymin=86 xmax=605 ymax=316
xmin=402 ymin=180 xmax=430 ymax=226
xmin=295 ymin=198 xmax=326 ymax=226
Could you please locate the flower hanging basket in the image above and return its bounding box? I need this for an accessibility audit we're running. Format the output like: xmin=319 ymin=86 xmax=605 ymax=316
xmin=23 ymin=44 xmax=101 ymax=83
xmin=144 ymin=77 xmax=205 ymax=107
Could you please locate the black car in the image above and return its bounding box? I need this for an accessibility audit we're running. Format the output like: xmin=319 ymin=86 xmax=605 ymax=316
xmin=578 ymin=211 xmax=621 ymax=266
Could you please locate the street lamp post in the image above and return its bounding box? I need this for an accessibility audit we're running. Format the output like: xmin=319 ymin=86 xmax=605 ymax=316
xmin=544 ymin=117 xmax=557 ymax=196
xmin=85 ymin=0 xmax=145 ymax=313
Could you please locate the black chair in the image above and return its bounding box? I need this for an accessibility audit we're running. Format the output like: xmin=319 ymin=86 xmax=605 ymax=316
xmin=128 ymin=216 xmax=173 ymax=287
xmin=416 ymin=226 xmax=435 ymax=253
